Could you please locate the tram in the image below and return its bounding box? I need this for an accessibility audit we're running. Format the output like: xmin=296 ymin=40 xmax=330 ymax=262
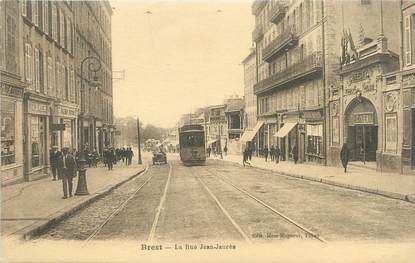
xmin=179 ymin=124 xmax=206 ymax=165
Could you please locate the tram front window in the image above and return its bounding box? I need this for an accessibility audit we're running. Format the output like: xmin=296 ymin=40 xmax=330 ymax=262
xmin=181 ymin=133 xmax=204 ymax=147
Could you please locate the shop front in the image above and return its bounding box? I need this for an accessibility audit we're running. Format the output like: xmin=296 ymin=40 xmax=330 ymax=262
xmin=24 ymin=95 xmax=52 ymax=181
xmin=1 ymin=82 xmax=24 ymax=186
xmin=52 ymin=103 xmax=78 ymax=151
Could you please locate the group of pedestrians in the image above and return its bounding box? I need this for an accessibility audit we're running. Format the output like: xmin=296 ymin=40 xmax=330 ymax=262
xmin=49 ymin=146 xmax=77 ymax=199
xmin=115 ymin=147 xmax=134 ymax=166
xmin=260 ymin=145 xmax=282 ymax=163
xmin=50 ymin=145 xmax=135 ymax=198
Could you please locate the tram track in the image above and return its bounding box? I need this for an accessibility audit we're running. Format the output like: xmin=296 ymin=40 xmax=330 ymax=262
xmin=199 ymin=165 xmax=327 ymax=243
xmin=194 ymin=171 xmax=252 ymax=244
xmin=84 ymin=163 xmax=173 ymax=244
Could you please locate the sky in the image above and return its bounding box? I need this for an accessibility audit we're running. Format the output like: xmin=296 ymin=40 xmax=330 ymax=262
xmin=111 ymin=0 xmax=254 ymax=128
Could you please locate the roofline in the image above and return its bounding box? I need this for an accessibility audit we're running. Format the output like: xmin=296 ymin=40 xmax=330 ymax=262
xmin=241 ymin=50 xmax=256 ymax=64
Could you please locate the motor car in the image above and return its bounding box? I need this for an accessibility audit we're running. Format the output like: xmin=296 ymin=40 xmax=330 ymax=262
xmin=152 ymin=151 xmax=167 ymax=165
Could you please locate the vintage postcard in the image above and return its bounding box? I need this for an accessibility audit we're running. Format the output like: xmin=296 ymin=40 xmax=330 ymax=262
xmin=1 ymin=0 xmax=415 ymax=262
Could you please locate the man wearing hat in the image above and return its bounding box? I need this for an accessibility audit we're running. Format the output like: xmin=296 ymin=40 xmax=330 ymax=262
xmin=49 ymin=146 xmax=61 ymax=181
xmin=58 ymin=147 xmax=77 ymax=199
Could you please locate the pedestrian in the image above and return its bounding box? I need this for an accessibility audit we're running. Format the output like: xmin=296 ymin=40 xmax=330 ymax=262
xmin=264 ymin=146 xmax=269 ymax=162
xmin=242 ymin=147 xmax=250 ymax=167
xmin=58 ymin=147 xmax=77 ymax=199
xmin=107 ymin=148 xmax=115 ymax=170
xmin=270 ymin=145 xmax=275 ymax=162
xmin=223 ymin=145 xmax=228 ymax=156
xmin=128 ymin=147 xmax=134 ymax=165
xmin=207 ymin=146 xmax=211 ymax=157
xmin=275 ymin=145 xmax=280 ymax=164
xmin=340 ymin=143 xmax=350 ymax=173
xmin=292 ymin=144 xmax=298 ymax=164
xmin=49 ymin=146 xmax=60 ymax=180
xmin=248 ymin=146 xmax=252 ymax=161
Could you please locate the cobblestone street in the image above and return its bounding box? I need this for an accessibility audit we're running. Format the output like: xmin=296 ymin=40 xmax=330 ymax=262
xmin=39 ymin=155 xmax=415 ymax=243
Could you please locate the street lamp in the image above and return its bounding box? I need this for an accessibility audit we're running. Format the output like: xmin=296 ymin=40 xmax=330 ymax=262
xmin=75 ymin=56 xmax=102 ymax=196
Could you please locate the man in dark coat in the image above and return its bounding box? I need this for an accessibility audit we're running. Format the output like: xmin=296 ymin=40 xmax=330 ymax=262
xmin=292 ymin=144 xmax=298 ymax=164
xmin=340 ymin=143 xmax=350 ymax=173
xmin=207 ymin=146 xmax=211 ymax=157
xmin=274 ymin=145 xmax=280 ymax=164
xmin=107 ymin=148 xmax=115 ymax=170
xmin=264 ymin=146 xmax=269 ymax=162
xmin=49 ymin=146 xmax=60 ymax=180
xmin=270 ymin=145 xmax=275 ymax=161
xmin=58 ymin=148 xmax=77 ymax=198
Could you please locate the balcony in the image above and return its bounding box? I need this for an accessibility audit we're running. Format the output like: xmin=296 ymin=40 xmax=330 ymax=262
xmin=262 ymin=26 xmax=298 ymax=62
xmin=269 ymin=2 xmax=288 ymax=24
xmin=251 ymin=0 xmax=267 ymax=15
xmin=254 ymin=52 xmax=323 ymax=95
xmin=252 ymin=25 xmax=264 ymax=42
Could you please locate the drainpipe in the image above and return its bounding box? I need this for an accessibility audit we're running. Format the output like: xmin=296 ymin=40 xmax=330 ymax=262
xmin=399 ymin=0 xmax=404 ymax=174
xmin=321 ymin=0 xmax=327 ymax=166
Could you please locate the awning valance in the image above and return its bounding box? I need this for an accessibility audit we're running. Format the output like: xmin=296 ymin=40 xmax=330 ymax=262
xmin=240 ymin=130 xmax=255 ymax=142
xmin=240 ymin=121 xmax=264 ymax=142
xmin=207 ymin=139 xmax=219 ymax=145
xmin=274 ymin=122 xmax=297 ymax=138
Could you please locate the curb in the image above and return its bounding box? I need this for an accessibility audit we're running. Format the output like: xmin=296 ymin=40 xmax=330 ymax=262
xmin=16 ymin=166 xmax=147 ymax=240
xmin=218 ymin=159 xmax=415 ymax=204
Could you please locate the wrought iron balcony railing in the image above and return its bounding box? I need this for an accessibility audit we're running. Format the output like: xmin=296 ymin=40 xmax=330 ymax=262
xmin=254 ymin=52 xmax=323 ymax=95
xmin=269 ymin=2 xmax=288 ymax=24
xmin=252 ymin=25 xmax=264 ymax=42
xmin=262 ymin=25 xmax=298 ymax=62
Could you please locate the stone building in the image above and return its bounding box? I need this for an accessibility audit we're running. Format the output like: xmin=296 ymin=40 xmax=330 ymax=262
xmin=206 ymin=104 xmax=228 ymax=154
xmin=0 ymin=1 xmax=25 ymax=185
xmin=251 ymin=0 xmax=400 ymax=165
xmin=20 ymin=0 xmax=77 ymax=182
xmin=73 ymin=1 xmax=114 ymax=155
xmin=398 ymin=1 xmax=415 ymax=173
xmin=242 ymin=48 xmax=257 ymax=131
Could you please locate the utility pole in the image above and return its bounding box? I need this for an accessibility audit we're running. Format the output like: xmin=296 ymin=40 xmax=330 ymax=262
xmin=137 ymin=117 xmax=142 ymax=164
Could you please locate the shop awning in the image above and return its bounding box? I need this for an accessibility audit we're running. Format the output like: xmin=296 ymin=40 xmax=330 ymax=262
xmin=274 ymin=122 xmax=297 ymax=138
xmin=240 ymin=121 xmax=264 ymax=142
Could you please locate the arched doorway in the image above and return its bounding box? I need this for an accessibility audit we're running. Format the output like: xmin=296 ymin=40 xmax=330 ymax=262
xmin=344 ymin=97 xmax=378 ymax=162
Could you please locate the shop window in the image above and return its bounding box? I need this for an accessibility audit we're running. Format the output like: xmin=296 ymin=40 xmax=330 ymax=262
xmin=31 ymin=116 xmax=45 ymax=168
xmin=1 ymin=100 xmax=16 ymax=166
xmin=385 ymin=114 xmax=397 ymax=153
xmin=306 ymin=124 xmax=323 ymax=156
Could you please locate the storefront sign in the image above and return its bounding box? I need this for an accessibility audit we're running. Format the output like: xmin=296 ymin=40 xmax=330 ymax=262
xmin=210 ymin=116 xmax=226 ymax=123
xmin=55 ymin=106 xmax=76 ymax=118
xmin=51 ymin=123 xmax=66 ymax=131
xmin=83 ymin=120 xmax=89 ymax=128
xmin=28 ymin=101 xmax=48 ymax=115
xmin=354 ymin=112 xmax=374 ymax=125
xmin=1 ymin=83 xmax=23 ymax=98
xmin=96 ymin=120 xmax=103 ymax=127
xmin=115 ymin=130 xmax=121 ymax=136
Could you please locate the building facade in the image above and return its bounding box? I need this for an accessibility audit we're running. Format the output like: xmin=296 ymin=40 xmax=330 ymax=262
xmin=242 ymin=49 xmax=257 ymax=131
xmin=251 ymin=0 xmax=400 ymax=166
xmin=400 ymin=1 xmax=415 ymax=173
xmin=73 ymin=1 xmax=113 ymax=155
xmin=0 ymin=1 xmax=25 ymax=185
xmin=21 ymin=0 xmax=78 ymax=182
xmin=1 ymin=1 xmax=113 ymax=185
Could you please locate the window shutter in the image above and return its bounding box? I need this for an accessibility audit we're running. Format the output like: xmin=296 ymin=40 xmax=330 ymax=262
xmin=405 ymin=15 xmax=412 ymax=66
xmin=34 ymin=48 xmax=40 ymax=92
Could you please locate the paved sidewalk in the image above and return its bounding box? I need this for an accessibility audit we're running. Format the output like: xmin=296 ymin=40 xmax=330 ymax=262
xmin=1 ymin=161 xmax=146 ymax=239
xmin=215 ymin=154 xmax=415 ymax=203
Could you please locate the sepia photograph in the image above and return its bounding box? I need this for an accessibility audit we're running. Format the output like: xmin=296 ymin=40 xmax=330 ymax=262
xmin=1 ymin=0 xmax=415 ymax=262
